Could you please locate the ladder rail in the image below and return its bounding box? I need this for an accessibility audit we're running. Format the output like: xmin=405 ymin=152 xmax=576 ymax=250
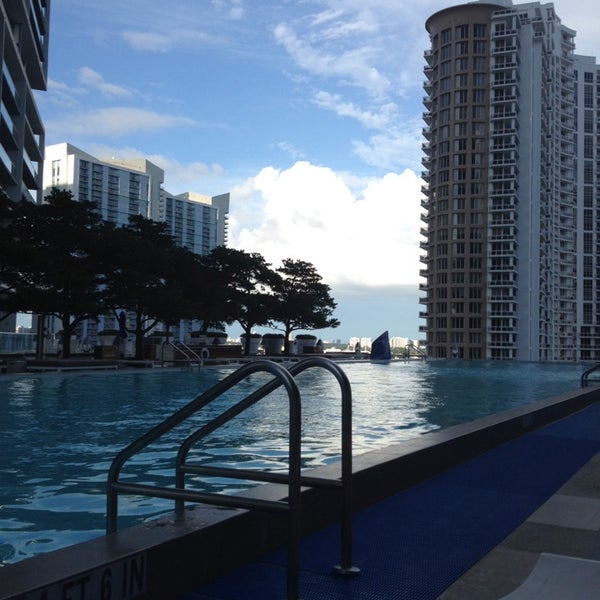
xmin=581 ymin=363 xmax=600 ymax=387
xmin=106 ymin=357 xmax=358 ymax=599
xmin=175 ymin=356 xmax=358 ymax=575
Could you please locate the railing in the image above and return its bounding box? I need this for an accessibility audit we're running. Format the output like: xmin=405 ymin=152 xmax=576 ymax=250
xmin=163 ymin=340 xmax=203 ymax=366
xmin=106 ymin=357 xmax=358 ymax=600
xmin=581 ymin=364 xmax=600 ymax=387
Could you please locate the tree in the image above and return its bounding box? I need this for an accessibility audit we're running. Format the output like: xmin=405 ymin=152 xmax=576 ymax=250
xmin=203 ymin=247 xmax=281 ymax=355
xmin=271 ymin=259 xmax=340 ymax=353
xmin=0 ymin=188 xmax=106 ymax=357
xmin=99 ymin=215 xmax=200 ymax=360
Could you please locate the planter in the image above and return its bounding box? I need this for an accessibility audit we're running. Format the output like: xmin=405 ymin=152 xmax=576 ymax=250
xmin=188 ymin=332 xmax=207 ymax=345
xmin=240 ymin=334 xmax=261 ymax=355
xmin=261 ymin=334 xmax=285 ymax=355
xmin=206 ymin=332 xmax=228 ymax=345
xmin=294 ymin=335 xmax=317 ymax=355
xmin=97 ymin=330 xmax=119 ymax=346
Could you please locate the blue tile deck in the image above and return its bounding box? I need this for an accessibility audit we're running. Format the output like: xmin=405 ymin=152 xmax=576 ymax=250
xmin=180 ymin=401 xmax=600 ymax=600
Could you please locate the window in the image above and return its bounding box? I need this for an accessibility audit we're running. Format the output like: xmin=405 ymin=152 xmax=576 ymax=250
xmin=441 ymin=28 xmax=452 ymax=44
xmin=455 ymin=90 xmax=468 ymax=104
xmin=454 ymin=106 xmax=468 ymax=120
xmin=584 ymin=84 xmax=594 ymax=108
xmin=473 ymin=89 xmax=486 ymax=103
xmin=441 ymin=45 xmax=452 ymax=59
xmin=472 ymin=121 xmax=485 ymax=134
xmin=441 ymin=61 xmax=451 ymax=76
xmin=456 ymin=41 xmax=469 ymax=56
xmin=473 ymin=40 xmax=486 ymax=54
xmin=455 ymin=73 xmax=468 ymax=88
xmin=453 ymin=168 xmax=466 ymax=181
xmin=51 ymin=160 xmax=60 ymax=185
xmin=472 ymin=105 xmax=486 ymax=118
xmin=455 ymin=57 xmax=469 ymax=71
xmin=452 ymin=183 xmax=466 ymax=196
xmin=473 ymin=57 xmax=486 ymax=70
xmin=473 ymin=74 xmax=486 ymax=88
xmin=454 ymin=123 xmax=467 ymax=136
xmin=454 ymin=138 xmax=467 ymax=151
xmin=473 ymin=24 xmax=486 ymax=38
xmin=455 ymin=24 xmax=469 ymax=39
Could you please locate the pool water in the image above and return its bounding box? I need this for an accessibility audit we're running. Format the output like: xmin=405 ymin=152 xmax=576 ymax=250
xmin=0 ymin=360 xmax=586 ymax=565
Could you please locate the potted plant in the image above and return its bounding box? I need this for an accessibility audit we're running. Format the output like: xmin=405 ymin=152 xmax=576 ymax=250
xmin=97 ymin=329 xmax=120 ymax=346
xmin=261 ymin=333 xmax=285 ymax=355
xmin=189 ymin=331 xmax=207 ymax=345
xmin=294 ymin=334 xmax=318 ymax=355
xmin=240 ymin=333 xmax=262 ymax=355
xmin=206 ymin=331 xmax=228 ymax=345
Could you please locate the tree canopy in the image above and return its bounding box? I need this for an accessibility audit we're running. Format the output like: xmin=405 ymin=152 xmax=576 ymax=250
xmin=0 ymin=188 xmax=341 ymax=358
xmin=271 ymin=258 xmax=340 ymax=353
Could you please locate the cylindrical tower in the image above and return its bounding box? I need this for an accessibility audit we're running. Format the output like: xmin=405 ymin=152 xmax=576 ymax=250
xmin=421 ymin=4 xmax=504 ymax=359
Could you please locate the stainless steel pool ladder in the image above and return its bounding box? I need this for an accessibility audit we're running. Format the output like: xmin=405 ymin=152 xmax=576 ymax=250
xmin=106 ymin=356 xmax=359 ymax=600
xmin=163 ymin=340 xmax=203 ymax=366
xmin=581 ymin=363 xmax=600 ymax=387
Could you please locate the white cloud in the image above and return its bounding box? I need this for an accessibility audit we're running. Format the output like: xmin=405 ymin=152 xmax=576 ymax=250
xmin=86 ymin=144 xmax=228 ymax=195
xmin=228 ymin=161 xmax=423 ymax=288
xmin=273 ymin=23 xmax=390 ymax=98
xmin=78 ymin=67 xmax=134 ymax=98
xmin=313 ymin=90 xmax=396 ymax=129
xmin=122 ymin=29 xmax=223 ymax=52
xmin=46 ymin=107 xmax=196 ymax=138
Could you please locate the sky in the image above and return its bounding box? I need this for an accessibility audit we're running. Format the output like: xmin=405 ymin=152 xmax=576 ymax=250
xmin=38 ymin=0 xmax=600 ymax=343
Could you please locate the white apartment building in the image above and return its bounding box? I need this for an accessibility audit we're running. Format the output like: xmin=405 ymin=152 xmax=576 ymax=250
xmin=42 ymin=143 xmax=230 ymax=346
xmin=44 ymin=143 xmax=156 ymax=225
xmin=421 ymin=0 xmax=597 ymax=361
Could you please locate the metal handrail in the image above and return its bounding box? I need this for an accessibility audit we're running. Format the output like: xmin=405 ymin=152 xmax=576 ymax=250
xmin=581 ymin=363 xmax=600 ymax=387
xmin=163 ymin=340 xmax=203 ymax=365
xmin=106 ymin=357 xmax=358 ymax=600
xmin=175 ymin=356 xmax=359 ymax=577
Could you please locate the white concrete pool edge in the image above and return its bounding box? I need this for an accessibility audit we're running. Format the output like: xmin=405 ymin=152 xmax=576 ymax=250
xmin=1 ymin=384 xmax=599 ymax=600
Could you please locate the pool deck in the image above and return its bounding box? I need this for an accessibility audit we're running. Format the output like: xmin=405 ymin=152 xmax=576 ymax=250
xmin=179 ymin=393 xmax=600 ymax=600
xmin=2 ymin=384 xmax=600 ymax=600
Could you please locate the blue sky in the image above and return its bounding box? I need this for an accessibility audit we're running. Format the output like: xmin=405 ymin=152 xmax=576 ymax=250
xmin=38 ymin=0 xmax=600 ymax=343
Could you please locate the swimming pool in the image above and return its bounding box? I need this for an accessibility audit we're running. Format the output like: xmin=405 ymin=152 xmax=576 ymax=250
xmin=0 ymin=359 xmax=586 ymax=565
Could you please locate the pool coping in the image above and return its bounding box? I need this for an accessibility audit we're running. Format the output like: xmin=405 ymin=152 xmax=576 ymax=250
xmin=1 ymin=384 xmax=599 ymax=600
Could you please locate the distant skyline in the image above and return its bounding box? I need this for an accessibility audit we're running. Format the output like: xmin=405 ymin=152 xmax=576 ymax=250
xmin=38 ymin=0 xmax=600 ymax=341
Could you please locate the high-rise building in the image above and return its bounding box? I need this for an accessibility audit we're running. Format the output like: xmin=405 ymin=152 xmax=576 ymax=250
xmin=44 ymin=144 xmax=230 ymax=251
xmin=0 ymin=0 xmax=49 ymax=204
xmin=42 ymin=142 xmax=231 ymax=344
xmin=420 ymin=0 xmax=597 ymax=361
xmin=0 ymin=1 xmax=50 ymax=334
